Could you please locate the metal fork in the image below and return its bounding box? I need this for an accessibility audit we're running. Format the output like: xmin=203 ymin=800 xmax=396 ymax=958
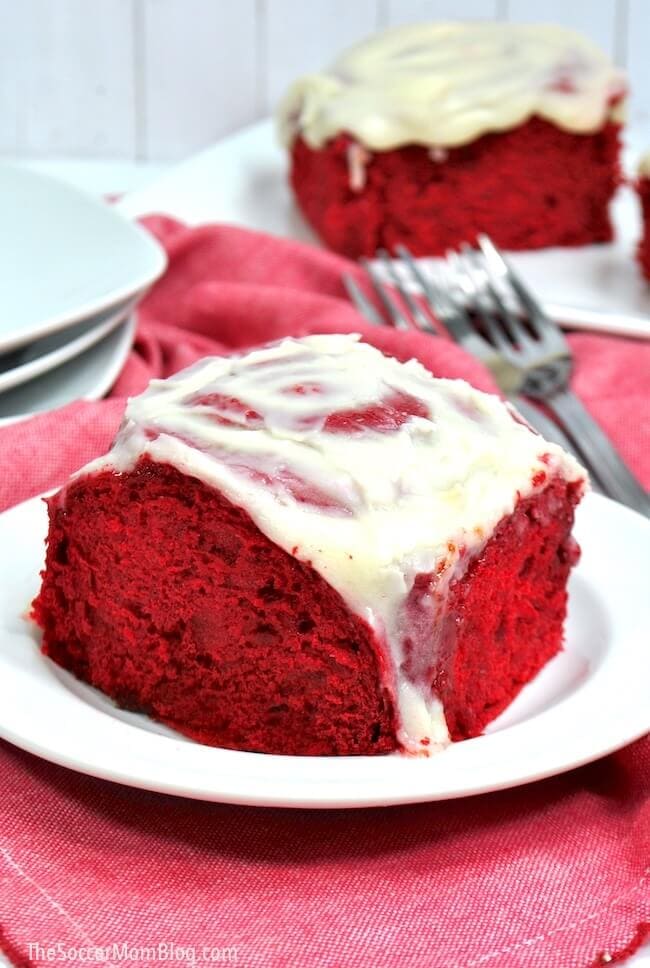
xmin=343 ymin=257 xmax=585 ymax=469
xmin=386 ymin=237 xmax=648 ymax=516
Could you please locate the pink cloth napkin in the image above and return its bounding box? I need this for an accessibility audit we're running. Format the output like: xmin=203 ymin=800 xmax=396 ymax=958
xmin=0 ymin=219 xmax=648 ymax=968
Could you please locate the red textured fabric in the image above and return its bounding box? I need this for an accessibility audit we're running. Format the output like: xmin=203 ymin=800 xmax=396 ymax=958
xmin=289 ymin=118 xmax=622 ymax=258
xmin=0 ymin=220 xmax=649 ymax=967
xmin=637 ymin=176 xmax=650 ymax=280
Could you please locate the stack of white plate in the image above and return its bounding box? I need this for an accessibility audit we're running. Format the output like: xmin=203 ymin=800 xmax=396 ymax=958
xmin=0 ymin=164 xmax=167 ymax=426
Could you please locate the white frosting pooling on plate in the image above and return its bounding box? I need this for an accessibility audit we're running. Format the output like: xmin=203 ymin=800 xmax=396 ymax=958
xmin=277 ymin=22 xmax=626 ymax=151
xmin=77 ymin=335 xmax=585 ymax=753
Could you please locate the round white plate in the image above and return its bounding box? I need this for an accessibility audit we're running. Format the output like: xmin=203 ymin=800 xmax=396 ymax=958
xmin=0 ymin=315 xmax=136 ymax=425
xmin=0 ymin=164 xmax=166 ymax=354
xmin=0 ymin=297 xmax=135 ymax=395
xmin=0 ymin=491 xmax=647 ymax=809
xmin=118 ymin=119 xmax=650 ymax=340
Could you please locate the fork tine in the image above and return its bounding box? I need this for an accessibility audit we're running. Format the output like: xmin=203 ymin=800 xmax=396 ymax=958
xmin=466 ymin=246 xmax=537 ymax=350
xmin=394 ymin=244 xmax=452 ymax=318
xmin=395 ymin=244 xmax=470 ymax=326
xmin=477 ymin=234 xmax=554 ymax=343
xmin=361 ymin=258 xmax=412 ymax=331
xmin=342 ymin=274 xmax=384 ymax=326
xmin=376 ymin=249 xmax=437 ymax=334
xmin=456 ymin=249 xmax=515 ymax=355
xmin=396 ymin=244 xmax=499 ymax=362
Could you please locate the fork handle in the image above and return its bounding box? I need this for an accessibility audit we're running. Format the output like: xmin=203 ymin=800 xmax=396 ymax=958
xmin=546 ymin=389 xmax=650 ymax=516
xmin=508 ymin=395 xmax=579 ymax=457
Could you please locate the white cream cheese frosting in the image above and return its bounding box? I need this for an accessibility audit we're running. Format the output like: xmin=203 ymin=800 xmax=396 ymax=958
xmin=74 ymin=335 xmax=586 ymax=753
xmin=638 ymin=152 xmax=650 ymax=178
xmin=277 ymin=21 xmax=626 ymax=151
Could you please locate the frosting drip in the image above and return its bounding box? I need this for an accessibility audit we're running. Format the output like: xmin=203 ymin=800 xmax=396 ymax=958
xmin=277 ymin=22 xmax=626 ymax=151
xmin=638 ymin=152 xmax=650 ymax=178
xmin=77 ymin=335 xmax=585 ymax=752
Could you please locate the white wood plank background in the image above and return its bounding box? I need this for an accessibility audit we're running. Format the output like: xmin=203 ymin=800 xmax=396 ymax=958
xmin=0 ymin=0 xmax=648 ymax=161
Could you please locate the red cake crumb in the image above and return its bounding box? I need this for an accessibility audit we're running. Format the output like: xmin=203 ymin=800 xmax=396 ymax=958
xmin=324 ymin=390 xmax=429 ymax=433
xmin=434 ymin=477 xmax=581 ymax=738
xmin=637 ymin=175 xmax=650 ymax=280
xmin=32 ymin=458 xmax=582 ymax=756
xmin=290 ymin=117 xmax=622 ymax=258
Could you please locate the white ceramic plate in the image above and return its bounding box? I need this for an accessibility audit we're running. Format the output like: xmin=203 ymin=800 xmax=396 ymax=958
xmin=0 ymin=315 xmax=136 ymax=425
xmin=0 ymin=297 xmax=136 ymax=394
xmin=118 ymin=119 xmax=650 ymax=340
xmin=0 ymin=164 xmax=166 ymax=353
xmin=0 ymin=491 xmax=647 ymax=809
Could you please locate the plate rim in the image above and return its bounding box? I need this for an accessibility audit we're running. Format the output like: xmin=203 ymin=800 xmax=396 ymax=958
xmin=0 ymin=314 xmax=137 ymax=427
xmin=0 ymin=162 xmax=167 ymax=354
xmin=0 ymin=298 xmax=136 ymax=395
xmin=0 ymin=489 xmax=648 ymax=809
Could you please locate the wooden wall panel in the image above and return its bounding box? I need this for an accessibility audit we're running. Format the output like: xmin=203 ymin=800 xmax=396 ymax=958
xmin=0 ymin=0 xmax=136 ymax=157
